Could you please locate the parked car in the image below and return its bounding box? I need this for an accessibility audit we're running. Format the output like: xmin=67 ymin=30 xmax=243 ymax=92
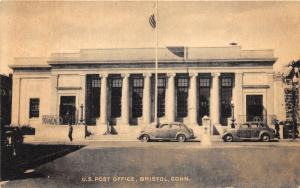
xmin=222 ymin=123 xmax=276 ymax=142
xmin=137 ymin=122 xmax=196 ymax=142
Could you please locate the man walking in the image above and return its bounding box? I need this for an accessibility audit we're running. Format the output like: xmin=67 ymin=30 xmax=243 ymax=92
xmin=68 ymin=124 xmax=73 ymax=142
xmin=274 ymin=119 xmax=280 ymax=139
xmin=66 ymin=111 xmax=73 ymax=142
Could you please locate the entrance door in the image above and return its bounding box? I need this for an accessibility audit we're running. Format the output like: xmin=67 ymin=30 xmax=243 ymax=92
xmin=59 ymin=96 xmax=76 ymax=125
xmin=110 ymin=78 xmax=122 ymax=118
xmin=246 ymin=95 xmax=263 ymax=122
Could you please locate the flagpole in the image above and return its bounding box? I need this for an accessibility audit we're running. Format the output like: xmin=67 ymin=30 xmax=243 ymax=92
xmin=154 ymin=0 xmax=158 ymax=124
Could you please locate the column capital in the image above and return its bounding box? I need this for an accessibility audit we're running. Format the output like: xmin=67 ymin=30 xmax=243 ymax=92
xmin=143 ymin=73 xmax=152 ymax=78
xmin=189 ymin=73 xmax=198 ymax=78
xmin=121 ymin=73 xmax=130 ymax=78
xmin=235 ymin=72 xmax=243 ymax=75
xmin=167 ymin=73 xmax=176 ymax=77
xmin=211 ymin=72 xmax=220 ymax=77
xmin=100 ymin=73 xmax=108 ymax=78
xmin=266 ymin=72 xmax=275 ymax=76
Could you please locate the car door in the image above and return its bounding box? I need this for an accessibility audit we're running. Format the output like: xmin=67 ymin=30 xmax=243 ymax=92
xmin=156 ymin=124 xmax=170 ymax=138
xmin=250 ymin=123 xmax=260 ymax=138
xmin=237 ymin=124 xmax=251 ymax=138
xmin=169 ymin=123 xmax=181 ymax=138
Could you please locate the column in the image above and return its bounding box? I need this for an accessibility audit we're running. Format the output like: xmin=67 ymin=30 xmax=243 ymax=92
xmin=188 ymin=73 xmax=198 ymax=125
xmin=100 ymin=74 xmax=108 ymax=125
xmin=211 ymin=73 xmax=220 ymax=125
xmin=11 ymin=76 xmax=21 ymax=124
xmin=79 ymin=74 xmax=86 ymax=123
xmin=143 ymin=73 xmax=151 ymax=125
xmin=121 ymin=73 xmax=130 ymax=125
xmin=233 ymin=72 xmax=243 ymax=124
xmin=298 ymin=75 xmax=300 ymax=118
xmin=267 ymin=73 xmax=274 ymax=124
xmin=166 ymin=73 xmax=175 ymax=122
xmin=273 ymin=73 xmax=285 ymax=120
xmin=50 ymin=75 xmax=58 ymax=116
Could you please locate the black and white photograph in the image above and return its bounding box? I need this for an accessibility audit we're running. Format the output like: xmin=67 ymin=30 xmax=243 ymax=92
xmin=0 ymin=1 xmax=300 ymax=187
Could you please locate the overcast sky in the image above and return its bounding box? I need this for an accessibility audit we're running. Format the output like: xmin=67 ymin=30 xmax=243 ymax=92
xmin=1 ymin=1 xmax=300 ymax=74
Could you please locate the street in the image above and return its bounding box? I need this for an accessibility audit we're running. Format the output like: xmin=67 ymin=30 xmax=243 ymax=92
xmin=2 ymin=141 xmax=300 ymax=188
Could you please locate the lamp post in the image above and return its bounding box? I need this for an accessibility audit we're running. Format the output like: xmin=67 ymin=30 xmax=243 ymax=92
xmin=231 ymin=100 xmax=235 ymax=128
xmin=79 ymin=104 xmax=88 ymax=138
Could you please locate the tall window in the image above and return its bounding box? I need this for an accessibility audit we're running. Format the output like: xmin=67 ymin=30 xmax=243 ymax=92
xmin=110 ymin=77 xmax=122 ymax=118
xmin=132 ymin=77 xmax=144 ymax=118
xmin=176 ymin=76 xmax=189 ymax=118
xmin=86 ymin=75 xmax=100 ymax=125
xmin=198 ymin=75 xmax=211 ymax=124
xmin=29 ymin=98 xmax=40 ymax=118
xmin=220 ymin=74 xmax=234 ymax=125
xmin=157 ymin=77 xmax=166 ymax=117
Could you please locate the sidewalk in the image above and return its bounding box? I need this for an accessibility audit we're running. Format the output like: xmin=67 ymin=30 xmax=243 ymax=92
xmin=24 ymin=133 xmax=300 ymax=145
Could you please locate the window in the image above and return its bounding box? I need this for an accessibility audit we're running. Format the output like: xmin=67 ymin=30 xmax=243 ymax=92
xmin=241 ymin=124 xmax=249 ymax=129
xmin=220 ymin=74 xmax=233 ymax=125
xmin=132 ymin=77 xmax=144 ymax=118
xmin=110 ymin=78 xmax=122 ymax=118
xmin=170 ymin=123 xmax=180 ymax=128
xmin=157 ymin=77 xmax=166 ymax=117
xmin=176 ymin=77 xmax=189 ymax=118
xmin=86 ymin=75 xmax=100 ymax=125
xmin=250 ymin=124 xmax=259 ymax=128
xmin=160 ymin=124 xmax=169 ymax=129
xmin=198 ymin=75 xmax=211 ymax=124
xmin=29 ymin=98 xmax=40 ymax=118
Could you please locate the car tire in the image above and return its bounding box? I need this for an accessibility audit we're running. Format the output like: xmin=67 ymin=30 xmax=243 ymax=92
xmin=140 ymin=134 xmax=150 ymax=142
xmin=223 ymin=134 xmax=233 ymax=142
xmin=176 ymin=134 xmax=186 ymax=142
xmin=260 ymin=134 xmax=270 ymax=142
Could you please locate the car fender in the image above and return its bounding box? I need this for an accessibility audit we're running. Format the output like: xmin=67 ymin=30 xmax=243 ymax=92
xmin=258 ymin=131 xmax=272 ymax=139
xmin=139 ymin=132 xmax=156 ymax=139
xmin=222 ymin=131 xmax=236 ymax=139
xmin=175 ymin=131 xmax=189 ymax=138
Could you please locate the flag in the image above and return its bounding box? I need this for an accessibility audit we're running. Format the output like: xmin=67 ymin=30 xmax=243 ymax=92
xmin=149 ymin=14 xmax=156 ymax=29
xmin=167 ymin=46 xmax=184 ymax=58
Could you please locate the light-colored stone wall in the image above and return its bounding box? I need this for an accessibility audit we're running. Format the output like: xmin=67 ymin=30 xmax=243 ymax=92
xmin=11 ymin=74 xmax=51 ymax=127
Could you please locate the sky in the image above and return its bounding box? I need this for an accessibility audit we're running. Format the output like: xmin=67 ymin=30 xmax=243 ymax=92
xmin=0 ymin=1 xmax=300 ymax=75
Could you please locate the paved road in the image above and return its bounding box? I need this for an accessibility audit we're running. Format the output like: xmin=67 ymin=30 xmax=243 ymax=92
xmin=2 ymin=141 xmax=300 ymax=188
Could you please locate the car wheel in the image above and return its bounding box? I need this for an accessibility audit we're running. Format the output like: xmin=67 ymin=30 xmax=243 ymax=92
xmin=176 ymin=134 xmax=186 ymax=142
xmin=223 ymin=134 xmax=233 ymax=142
xmin=141 ymin=134 xmax=150 ymax=142
xmin=261 ymin=134 xmax=270 ymax=142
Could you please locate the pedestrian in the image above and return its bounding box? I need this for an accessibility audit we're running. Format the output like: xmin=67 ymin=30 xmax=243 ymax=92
xmin=66 ymin=111 xmax=73 ymax=142
xmin=274 ymin=119 xmax=280 ymax=139
xmin=68 ymin=124 xmax=73 ymax=142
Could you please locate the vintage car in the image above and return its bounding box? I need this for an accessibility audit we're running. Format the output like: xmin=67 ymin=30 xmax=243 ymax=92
xmin=137 ymin=122 xmax=196 ymax=142
xmin=222 ymin=123 xmax=276 ymax=142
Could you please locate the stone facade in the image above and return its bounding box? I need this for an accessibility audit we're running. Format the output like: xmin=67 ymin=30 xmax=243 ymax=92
xmin=9 ymin=46 xmax=279 ymax=139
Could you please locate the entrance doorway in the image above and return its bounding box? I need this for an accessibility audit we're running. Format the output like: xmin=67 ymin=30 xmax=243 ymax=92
xmin=59 ymin=96 xmax=76 ymax=125
xmin=110 ymin=78 xmax=122 ymax=118
xmin=246 ymin=95 xmax=263 ymax=122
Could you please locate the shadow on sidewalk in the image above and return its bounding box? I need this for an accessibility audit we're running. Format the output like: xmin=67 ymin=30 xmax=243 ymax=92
xmin=1 ymin=143 xmax=85 ymax=181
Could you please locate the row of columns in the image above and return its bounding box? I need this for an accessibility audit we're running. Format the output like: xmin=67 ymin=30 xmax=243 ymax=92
xmin=97 ymin=72 xmax=234 ymax=126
